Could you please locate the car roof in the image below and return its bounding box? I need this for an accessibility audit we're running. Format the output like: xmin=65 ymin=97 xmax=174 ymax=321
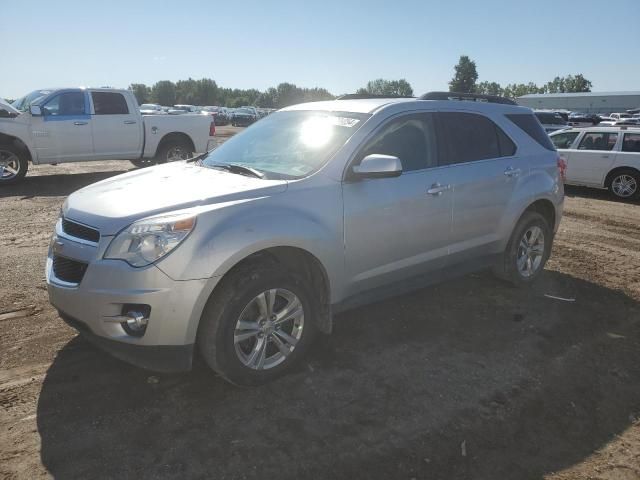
xmin=282 ymin=97 xmax=530 ymax=115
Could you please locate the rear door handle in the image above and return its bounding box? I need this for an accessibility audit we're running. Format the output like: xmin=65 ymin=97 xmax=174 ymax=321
xmin=504 ymin=166 xmax=521 ymax=177
xmin=601 ymin=155 xmax=609 ymax=158
xmin=427 ymin=183 xmax=451 ymax=196
xmin=73 ymin=121 xmax=88 ymax=126
xmin=124 ymin=120 xmax=137 ymax=124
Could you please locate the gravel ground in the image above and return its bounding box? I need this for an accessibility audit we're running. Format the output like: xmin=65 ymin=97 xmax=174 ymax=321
xmin=1 ymin=127 xmax=639 ymax=479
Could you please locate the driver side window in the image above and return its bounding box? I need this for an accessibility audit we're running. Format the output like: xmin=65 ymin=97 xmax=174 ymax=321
xmin=358 ymin=113 xmax=437 ymax=172
xmin=42 ymin=92 xmax=85 ymax=116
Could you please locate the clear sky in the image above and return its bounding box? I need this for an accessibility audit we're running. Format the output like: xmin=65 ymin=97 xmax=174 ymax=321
xmin=3 ymin=0 xmax=640 ymax=99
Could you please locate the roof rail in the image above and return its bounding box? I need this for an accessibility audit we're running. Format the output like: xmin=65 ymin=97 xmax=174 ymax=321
xmin=336 ymin=94 xmax=415 ymax=100
xmin=420 ymin=91 xmax=517 ymax=106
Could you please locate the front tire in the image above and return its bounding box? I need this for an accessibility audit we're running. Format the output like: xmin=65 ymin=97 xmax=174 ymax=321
xmin=0 ymin=145 xmax=28 ymax=185
xmin=608 ymin=169 xmax=639 ymax=200
xmin=197 ymin=264 xmax=318 ymax=385
xmin=493 ymin=211 xmax=552 ymax=286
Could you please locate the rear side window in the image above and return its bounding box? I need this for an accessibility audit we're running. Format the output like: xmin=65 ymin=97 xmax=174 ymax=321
xmin=438 ymin=112 xmax=514 ymax=164
xmin=578 ymin=132 xmax=618 ymax=151
xmin=506 ymin=114 xmax=555 ymax=151
xmin=551 ymin=131 xmax=580 ymax=149
xmin=622 ymin=133 xmax=640 ymax=152
xmin=92 ymin=92 xmax=129 ymax=115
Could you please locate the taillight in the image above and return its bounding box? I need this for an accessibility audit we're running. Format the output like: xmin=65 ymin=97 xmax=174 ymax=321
xmin=557 ymin=155 xmax=567 ymax=182
xmin=209 ymin=121 xmax=216 ymax=137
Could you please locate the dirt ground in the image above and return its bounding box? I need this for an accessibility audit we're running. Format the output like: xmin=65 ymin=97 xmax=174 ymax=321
xmin=1 ymin=126 xmax=639 ymax=479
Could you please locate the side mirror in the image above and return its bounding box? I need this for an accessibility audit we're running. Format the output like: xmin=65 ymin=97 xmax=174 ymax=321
xmin=30 ymin=105 xmax=42 ymax=116
xmin=351 ymin=154 xmax=402 ymax=179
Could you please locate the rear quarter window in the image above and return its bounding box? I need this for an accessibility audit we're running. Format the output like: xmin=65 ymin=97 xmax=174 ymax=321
xmin=92 ymin=92 xmax=129 ymax=115
xmin=506 ymin=114 xmax=555 ymax=151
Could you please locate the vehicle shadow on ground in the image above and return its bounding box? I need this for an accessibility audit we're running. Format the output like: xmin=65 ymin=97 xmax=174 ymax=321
xmin=37 ymin=270 xmax=640 ymax=479
xmin=564 ymin=184 xmax=639 ymax=204
xmin=0 ymin=170 xmax=129 ymax=199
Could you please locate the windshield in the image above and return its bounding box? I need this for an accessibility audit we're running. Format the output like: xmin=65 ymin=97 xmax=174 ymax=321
xmin=12 ymin=90 xmax=53 ymax=112
xmin=202 ymin=110 xmax=369 ymax=179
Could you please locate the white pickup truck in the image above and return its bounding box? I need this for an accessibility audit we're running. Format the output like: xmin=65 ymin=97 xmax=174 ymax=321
xmin=0 ymin=88 xmax=217 ymax=184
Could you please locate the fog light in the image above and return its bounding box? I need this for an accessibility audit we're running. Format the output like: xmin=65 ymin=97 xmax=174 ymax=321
xmin=121 ymin=304 xmax=151 ymax=337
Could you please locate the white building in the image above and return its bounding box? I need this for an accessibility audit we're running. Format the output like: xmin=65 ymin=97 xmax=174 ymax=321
xmin=517 ymin=91 xmax=640 ymax=114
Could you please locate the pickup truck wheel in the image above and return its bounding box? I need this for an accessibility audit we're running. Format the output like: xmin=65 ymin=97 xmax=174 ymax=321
xmin=0 ymin=146 xmax=28 ymax=185
xmin=197 ymin=265 xmax=318 ymax=386
xmin=156 ymin=141 xmax=193 ymax=164
xmin=608 ymin=169 xmax=639 ymax=200
xmin=493 ymin=211 xmax=552 ymax=287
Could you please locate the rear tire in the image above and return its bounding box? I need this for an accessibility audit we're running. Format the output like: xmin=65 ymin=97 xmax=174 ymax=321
xmin=155 ymin=139 xmax=193 ymax=164
xmin=607 ymin=169 xmax=639 ymax=200
xmin=197 ymin=263 xmax=318 ymax=386
xmin=0 ymin=145 xmax=28 ymax=185
xmin=493 ymin=211 xmax=552 ymax=287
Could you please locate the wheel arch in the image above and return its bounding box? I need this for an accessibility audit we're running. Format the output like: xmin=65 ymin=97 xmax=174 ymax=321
xmin=605 ymin=166 xmax=640 ymax=188
xmin=192 ymin=246 xmax=333 ymax=342
xmin=0 ymin=133 xmax=33 ymax=163
xmin=522 ymin=198 xmax=556 ymax=231
xmin=155 ymin=132 xmax=196 ymax=157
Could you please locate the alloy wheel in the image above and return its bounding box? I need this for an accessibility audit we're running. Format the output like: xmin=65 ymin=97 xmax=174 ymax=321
xmin=0 ymin=149 xmax=21 ymax=182
xmin=611 ymin=174 xmax=637 ymax=198
xmin=234 ymin=289 xmax=305 ymax=370
xmin=516 ymin=226 xmax=545 ymax=278
xmin=166 ymin=146 xmax=189 ymax=162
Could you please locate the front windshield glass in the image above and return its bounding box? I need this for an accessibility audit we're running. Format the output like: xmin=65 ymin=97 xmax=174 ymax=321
xmin=12 ymin=90 xmax=53 ymax=112
xmin=202 ymin=110 xmax=369 ymax=179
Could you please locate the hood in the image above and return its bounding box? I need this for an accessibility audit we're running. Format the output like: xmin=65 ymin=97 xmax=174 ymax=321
xmin=63 ymin=162 xmax=288 ymax=235
xmin=0 ymin=98 xmax=20 ymax=117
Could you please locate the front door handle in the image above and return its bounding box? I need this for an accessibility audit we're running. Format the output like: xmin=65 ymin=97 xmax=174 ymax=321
xmin=73 ymin=121 xmax=88 ymax=126
xmin=124 ymin=120 xmax=137 ymax=124
xmin=427 ymin=183 xmax=451 ymax=196
xmin=504 ymin=166 xmax=521 ymax=177
xmin=601 ymin=154 xmax=609 ymax=159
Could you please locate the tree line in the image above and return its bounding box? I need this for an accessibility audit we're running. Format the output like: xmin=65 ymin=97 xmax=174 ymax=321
xmin=449 ymin=55 xmax=592 ymax=97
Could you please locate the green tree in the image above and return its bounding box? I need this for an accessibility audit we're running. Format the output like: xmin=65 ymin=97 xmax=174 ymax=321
xmin=151 ymin=80 xmax=176 ymax=106
xmin=129 ymin=83 xmax=150 ymax=104
xmin=544 ymin=74 xmax=592 ymax=93
xmin=475 ymin=81 xmax=503 ymax=96
xmin=503 ymin=82 xmax=543 ymax=98
xmin=356 ymin=78 xmax=414 ymax=96
xmin=449 ymin=55 xmax=478 ymax=93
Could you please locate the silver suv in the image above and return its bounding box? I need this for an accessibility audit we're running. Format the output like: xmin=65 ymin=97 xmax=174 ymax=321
xmin=47 ymin=92 xmax=564 ymax=385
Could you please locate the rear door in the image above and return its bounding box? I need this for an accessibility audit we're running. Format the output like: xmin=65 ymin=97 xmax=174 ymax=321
xmin=436 ymin=111 xmax=521 ymax=261
xmin=342 ymin=112 xmax=453 ymax=295
xmin=569 ymin=131 xmax=619 ymax=185
xmin=31 ymin=90 xmax=95 ymax=162
xmin=90 ymin=91 xmax=142 ymax=159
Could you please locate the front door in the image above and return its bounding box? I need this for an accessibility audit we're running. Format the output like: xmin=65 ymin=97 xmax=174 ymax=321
xmin=31 ymin=91 xmax=94 ymax=163
xmin=342 ymin=112 xmax=452 ymax=296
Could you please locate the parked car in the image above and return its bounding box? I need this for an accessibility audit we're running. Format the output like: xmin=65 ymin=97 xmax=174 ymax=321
xmin=610 ymin=113 xmax=633 ymax=121
xmin=567 ymin=113 xmax=599 ymax=127
xmin=46 ymin=93 xmax=563 ymax=385
xmin=0 ymin=88 xmax=216 ymax=183
xmin=550 ymin=126 xmax=640 ymax=199
xmin=168 ymin=104 xmax=198 ymax=115
xmin=0 ymin=98 xmax=20 ymax=118
xmin=202 ymin=106 xmax=230 ymax=125
xmin=612 ymin=118 xmax=640 ymax=126
xmin=231 ymin=107 xmax=258 ymax=126
xmin=139 ymin=103 xmax=165 ymax=115
xmin=534 ymin=111 xmax=569 ymax=133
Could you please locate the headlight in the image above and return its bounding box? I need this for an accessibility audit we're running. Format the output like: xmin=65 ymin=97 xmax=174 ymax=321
xmin=104 ymin=214 xmax=196 ymax=267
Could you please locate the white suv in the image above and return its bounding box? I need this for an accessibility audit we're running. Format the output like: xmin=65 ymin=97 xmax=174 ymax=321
xmin=550 ymin=126 xmax=640 ymax=199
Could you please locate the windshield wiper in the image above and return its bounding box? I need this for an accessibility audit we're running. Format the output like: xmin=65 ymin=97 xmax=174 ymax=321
xmin=207 ymin=162 xmax=264 ymax=179
xmin=187 ymin=152 xmax=209 ymax=166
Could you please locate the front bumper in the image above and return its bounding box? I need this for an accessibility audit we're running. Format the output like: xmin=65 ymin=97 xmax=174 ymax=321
xmin=46 ymin=219 xmax=211 ymax=371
